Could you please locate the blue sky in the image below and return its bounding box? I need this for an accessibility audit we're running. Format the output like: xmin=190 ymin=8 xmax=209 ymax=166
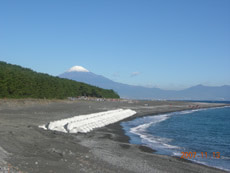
xmin=0 ymin=0 xmax=230 ymax=90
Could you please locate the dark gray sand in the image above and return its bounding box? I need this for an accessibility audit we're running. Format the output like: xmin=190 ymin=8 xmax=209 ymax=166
xmin=0 ymin=99 xmax=228 ymax=173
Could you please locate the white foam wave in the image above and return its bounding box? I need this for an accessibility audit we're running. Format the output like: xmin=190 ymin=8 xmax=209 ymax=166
xmin=175 ymin=106 xmax=229 ymax=115
xmin=127 ymin=107 xmax=225 ymax=151
xmin=126 ymin=107 xmax=230 ymax=171
xmin=130 ymin=114 xmax=169 ymax=134
xmin=130 ymin=114 xmax=180 ymax=150
xmin=177 ymin=109 xmax=200 ymax=114
xmin=221 ymin=156 xmax=230 ymax=160
xmin=172 ymin=151 xmax=182 ymax=156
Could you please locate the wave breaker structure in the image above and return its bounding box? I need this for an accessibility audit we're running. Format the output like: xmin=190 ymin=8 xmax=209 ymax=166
xmin=39 ymin=109 xmax=136 ymax=133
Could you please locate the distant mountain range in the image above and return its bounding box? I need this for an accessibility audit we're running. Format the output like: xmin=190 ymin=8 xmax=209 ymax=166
xmin=59 ymin=66 xmax=230 ymax=101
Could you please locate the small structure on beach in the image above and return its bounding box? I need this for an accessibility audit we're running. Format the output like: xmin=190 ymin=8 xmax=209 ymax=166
xmin=39 ymin=109 xmax=136 ymax=133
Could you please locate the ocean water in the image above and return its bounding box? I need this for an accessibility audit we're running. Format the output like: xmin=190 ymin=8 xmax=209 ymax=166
xmin=121 ymin=106 xmax=230 ymax=171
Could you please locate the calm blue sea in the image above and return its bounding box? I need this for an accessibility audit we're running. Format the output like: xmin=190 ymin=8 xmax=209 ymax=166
xmin=121 ymin=105 xmax=230 ymax=171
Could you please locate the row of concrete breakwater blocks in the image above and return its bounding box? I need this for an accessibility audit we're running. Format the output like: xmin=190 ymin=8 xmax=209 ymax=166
xmin=39 ymin=109 xmax=136 ymax=133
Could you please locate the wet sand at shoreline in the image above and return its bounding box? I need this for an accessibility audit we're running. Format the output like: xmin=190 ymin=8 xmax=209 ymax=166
xmin=0 ymin=99 xmax=228 ymax=173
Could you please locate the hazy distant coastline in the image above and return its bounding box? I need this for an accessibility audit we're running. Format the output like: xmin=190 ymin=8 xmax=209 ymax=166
xmin=59 ymin=67 xmax=230 ymax=101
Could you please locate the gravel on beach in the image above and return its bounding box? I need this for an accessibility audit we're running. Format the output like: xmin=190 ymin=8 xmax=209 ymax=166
xmin=0 ymin=99 xmax=228 ymax=173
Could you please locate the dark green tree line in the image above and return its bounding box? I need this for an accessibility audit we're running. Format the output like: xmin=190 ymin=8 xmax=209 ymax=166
xmin=0 ymin=61 xmax=119 ymax=99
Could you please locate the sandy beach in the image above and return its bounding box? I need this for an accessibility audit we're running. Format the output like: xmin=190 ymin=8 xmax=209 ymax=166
xmin=0 ymin=99 xmax=228 ymax=173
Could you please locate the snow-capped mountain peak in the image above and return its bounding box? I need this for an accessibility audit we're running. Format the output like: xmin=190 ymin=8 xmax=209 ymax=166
xmin=67 ymin=66 xmax=89 ymax=72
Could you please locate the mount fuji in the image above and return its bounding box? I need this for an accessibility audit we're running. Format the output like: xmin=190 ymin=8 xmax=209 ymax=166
xmin=59 ymin=66 xmax=230 ymax=100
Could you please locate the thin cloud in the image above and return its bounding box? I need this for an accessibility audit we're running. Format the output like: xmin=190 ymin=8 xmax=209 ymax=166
xmin=112 ymin=73 xmax=120 ymax=78
xmin=130 ymin=72 xmax=140 ymax=77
